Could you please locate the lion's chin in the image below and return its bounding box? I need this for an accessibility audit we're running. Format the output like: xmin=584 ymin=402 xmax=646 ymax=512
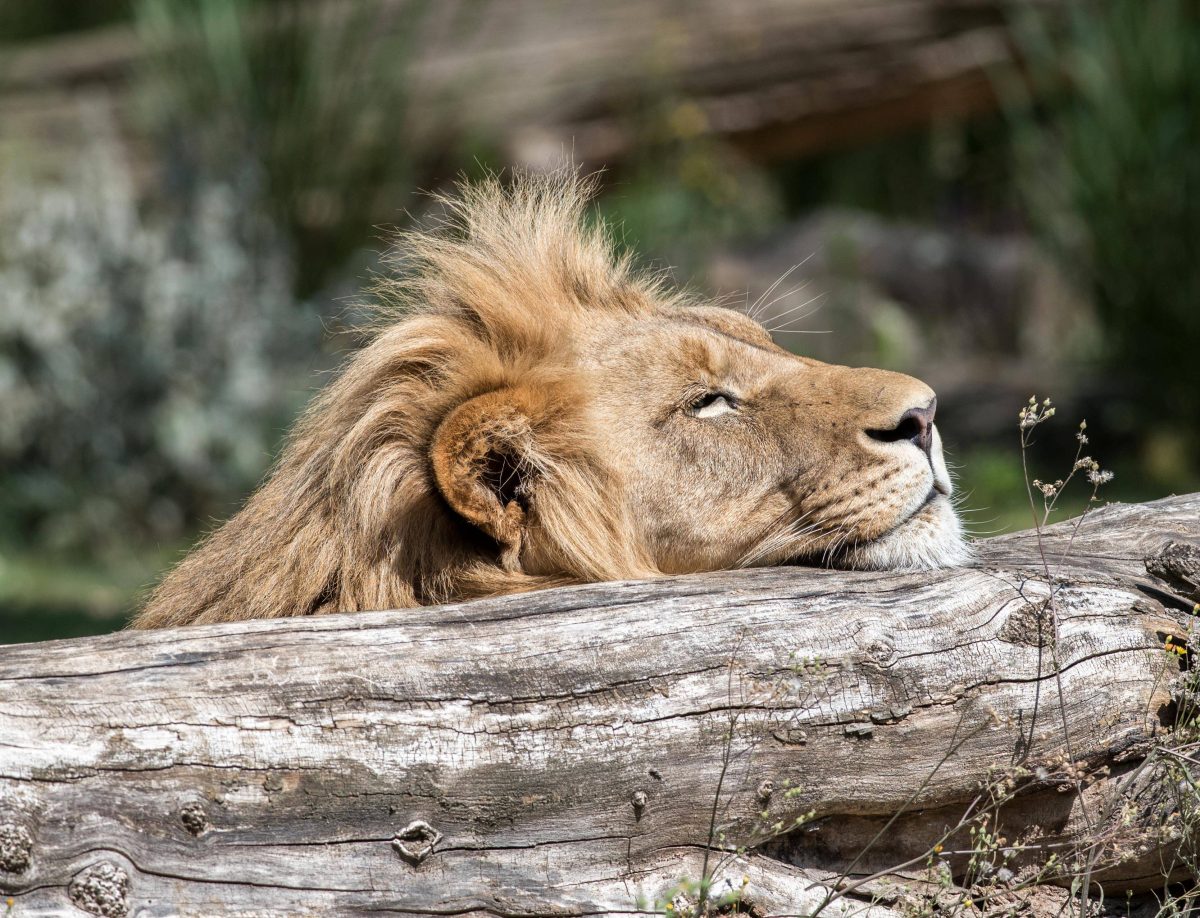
xmin=832 ymin=494 xmax=971 ymax=572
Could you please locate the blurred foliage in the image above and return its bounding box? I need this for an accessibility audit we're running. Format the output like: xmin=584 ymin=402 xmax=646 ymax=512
xmin=951 ymin=444 xmax=1157 ymax=538
xmin=0 ymin=119 xmax=314 ymax=558
xmin=0 ymin=0 xmax=131 ymax=42
xmin=774 ymin=116 xmax=1019 ymax=232
xmin=0 ymin=0 xmax=438 ymax=642
xmin=2 ymin=0 xmax=440 ymax=642
xmin=1008 ymin=0 xmax=1200 ymax=445
xmin=598 ymin=98 xmax=782 ymax=284
xmin=136 ymin=0 xmax=424 ymax=295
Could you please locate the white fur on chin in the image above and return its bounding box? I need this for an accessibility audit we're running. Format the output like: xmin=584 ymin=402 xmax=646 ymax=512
xmin=842 ymin=496 xmax=972 ymax=571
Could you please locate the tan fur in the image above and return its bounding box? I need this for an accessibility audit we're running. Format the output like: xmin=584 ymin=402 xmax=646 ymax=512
xmin=134 ymin=170 xmax=966 ymax=629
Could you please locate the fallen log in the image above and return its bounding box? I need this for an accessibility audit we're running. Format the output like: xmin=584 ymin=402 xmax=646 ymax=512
xmin=1 ymin=494 xmax=1198 ymax=916
xmin=1 ymin=0 xmax=1060 ymax=176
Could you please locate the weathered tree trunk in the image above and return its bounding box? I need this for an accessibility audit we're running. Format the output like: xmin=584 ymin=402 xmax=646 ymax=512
xmin=1 ymin=495 xmax=1198 ymax=917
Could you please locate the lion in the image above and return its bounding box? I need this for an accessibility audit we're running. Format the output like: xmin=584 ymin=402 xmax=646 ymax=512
xmin=133 ymin=171 xmax=967 ymax=629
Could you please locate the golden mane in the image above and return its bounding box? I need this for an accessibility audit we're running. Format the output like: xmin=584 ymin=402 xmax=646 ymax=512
xmin=135 ymin=171 xmax=668 ymax=628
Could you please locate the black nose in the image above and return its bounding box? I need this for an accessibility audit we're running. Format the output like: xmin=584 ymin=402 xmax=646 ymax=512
xmin=868 ymin=398 xmax=936 ymax=456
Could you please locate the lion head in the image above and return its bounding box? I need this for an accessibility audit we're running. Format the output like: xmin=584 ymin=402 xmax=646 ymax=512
xmin=135 ymin=171 xmax=967 ymax=629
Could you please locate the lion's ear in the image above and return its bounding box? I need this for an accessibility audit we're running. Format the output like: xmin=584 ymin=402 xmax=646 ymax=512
xmin=430 ymin=387 xmax=546 ymax=571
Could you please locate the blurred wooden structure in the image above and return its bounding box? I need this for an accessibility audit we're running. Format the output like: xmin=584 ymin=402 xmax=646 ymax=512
xmin=0 ymin=0 xmax=1051 ymax=179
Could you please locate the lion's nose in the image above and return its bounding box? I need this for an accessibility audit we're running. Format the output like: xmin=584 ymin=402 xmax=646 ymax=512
xmin=867 ymin=398 xmax=936 ymax=456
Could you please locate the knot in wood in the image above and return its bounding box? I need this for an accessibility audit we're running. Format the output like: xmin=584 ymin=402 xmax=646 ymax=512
xmin=179 ymin=803 xmax=208 ymax=836
xmin=1146 ymin=540 xmax=1200 ymax=600
xmin=999 ymin=601 xmax=1051 ymax=647
xmin=392 ymin=820 xmax=442 ymax=865
xmin=0 ymin=822 xmax=33 ymax=873
xmin=69 ymin=861 xmax=129 ymax=917
xmin=772 ymin=727 xmax=808 ymax=745
xmin=855 ymin=627 xmax=896 ymax=666
xmin=631 ymin=790 xmax=648 ymax=814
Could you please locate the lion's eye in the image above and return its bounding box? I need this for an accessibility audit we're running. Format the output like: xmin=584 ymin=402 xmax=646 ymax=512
xmin=689 ymin=392 xmax=738 ymax=419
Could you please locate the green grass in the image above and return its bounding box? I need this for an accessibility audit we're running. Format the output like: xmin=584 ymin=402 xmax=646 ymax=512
xmin=0 ymin=544 xmax=180 ymax=644
xmin=950 ymin=444 xmax=1195 ymax=538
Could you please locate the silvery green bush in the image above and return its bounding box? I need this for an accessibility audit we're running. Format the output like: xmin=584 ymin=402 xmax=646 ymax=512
xmin=0 ymin=135 xmax=319 ymax=553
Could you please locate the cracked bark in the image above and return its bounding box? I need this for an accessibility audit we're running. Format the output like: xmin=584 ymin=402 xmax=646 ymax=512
xmin=1 ymin=494 xmax=1198 ymax=917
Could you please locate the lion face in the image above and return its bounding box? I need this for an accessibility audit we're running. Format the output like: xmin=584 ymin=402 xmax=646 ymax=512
xmin=574 ymin=306 xmax=966 ymax=574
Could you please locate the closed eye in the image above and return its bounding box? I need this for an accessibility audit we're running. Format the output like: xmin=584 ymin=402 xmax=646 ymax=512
xmin=689 ymin=391 xmax=738 ymax=419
